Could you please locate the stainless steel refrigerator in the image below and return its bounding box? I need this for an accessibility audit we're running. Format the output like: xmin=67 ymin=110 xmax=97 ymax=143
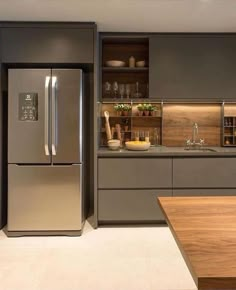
xmin=7 ymin=68 xmax=84 ymax=236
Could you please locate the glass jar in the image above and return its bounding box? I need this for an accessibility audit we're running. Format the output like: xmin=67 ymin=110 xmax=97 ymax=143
xmin=153 ymin=128 xmax=159 ymax=146
xmin=129 ymin=56 xmax=135 ymax=68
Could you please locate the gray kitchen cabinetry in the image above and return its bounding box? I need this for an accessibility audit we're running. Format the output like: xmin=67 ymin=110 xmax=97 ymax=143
xmin=149 ymin=35 xmax=236 ymax=100
xmin=98 ymin=158 xmax=172 ymax=223
xmin=1 ymin=26 xmax=94 ymax=63
xmin=173 ymin=158 xmax=236 ymax=188
xmin=98 ymin=189 xmax=172 ymax=222
xmin=98 ymin=158 xmax=172 ymax=189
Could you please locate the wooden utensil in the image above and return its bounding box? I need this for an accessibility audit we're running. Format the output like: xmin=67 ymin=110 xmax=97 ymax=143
xmin=104 ymin=111 xmax=112 ymax=140
xmin=115 ymin=124 xmax=121 ymax=141
xmin=111 ymin=127 xmax=115 ymax=139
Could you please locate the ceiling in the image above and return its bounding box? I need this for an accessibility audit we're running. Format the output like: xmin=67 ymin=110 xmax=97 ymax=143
xmin=0 ymin=0 xmax=236 ymax=32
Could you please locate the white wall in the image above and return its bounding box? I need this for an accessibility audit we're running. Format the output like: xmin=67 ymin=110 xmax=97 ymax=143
xmin=0 ymin=0 xmax=236 ymax=32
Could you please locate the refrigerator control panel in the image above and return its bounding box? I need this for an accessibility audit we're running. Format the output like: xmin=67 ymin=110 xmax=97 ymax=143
xmin=19 ymin=93 xmax=38 ymax=121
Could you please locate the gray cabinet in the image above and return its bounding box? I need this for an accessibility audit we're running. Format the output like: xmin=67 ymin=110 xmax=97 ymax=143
xmin=98 ymin=158 xmax=172 ymax=189
xmin=98 ymin=189 xmax=171 ymax=222
xmin=97 ymin=156 xmax=236 ymax=223
xmin=173 ymin=158 xmax=236 ymax=188
xmin=149 ymin=35 xmax=236 ymax=100
xmin=98 ymin=157 xmax=172 ymax=223
xmin=1 ymin=27 xmax=94 ymax=63
xmin=173 ymin=189 xmax=236 ymax=196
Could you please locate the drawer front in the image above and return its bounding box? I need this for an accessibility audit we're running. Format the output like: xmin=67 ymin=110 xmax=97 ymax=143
xmin=173 ymin=158 xmax=236 ymax=188
xmin=98 ymin=189 xmax=172 ymax=222
xmin=173 ymin=189 xmax=236 ymax=196
xmin=98 ymin=158 xmax=172 ymax=189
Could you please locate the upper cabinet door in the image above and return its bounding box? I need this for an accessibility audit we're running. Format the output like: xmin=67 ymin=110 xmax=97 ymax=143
xmin=1 ymin=28 xmax=94 ymax=63
xmin=149 ymin=35 xmax=236 ymax=100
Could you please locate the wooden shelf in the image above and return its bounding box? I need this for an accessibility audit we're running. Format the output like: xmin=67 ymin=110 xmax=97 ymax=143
xmin=100 ymin=98 xmax=154 ymax=102
xmin=102 ymin=67 xmax=148 ymax=72
xmin=101 ymin=115 xmax=161 ymax=118
xmin=101 ymin=115 xmax=131 ymax=118
xmin=132 ymin=115 xmax=161 ymax=118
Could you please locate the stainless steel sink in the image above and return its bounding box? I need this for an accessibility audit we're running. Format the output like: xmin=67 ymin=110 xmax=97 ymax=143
xmin=184 ymin=148 xmax=217 ymax=152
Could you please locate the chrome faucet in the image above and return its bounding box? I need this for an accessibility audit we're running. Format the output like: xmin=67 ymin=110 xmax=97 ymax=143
xmin=185 ymin=122 xmax=205 ymax=149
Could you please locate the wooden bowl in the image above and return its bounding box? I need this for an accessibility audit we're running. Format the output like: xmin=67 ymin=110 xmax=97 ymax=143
xmin=106 ymin=60 xmax=126 ymax=67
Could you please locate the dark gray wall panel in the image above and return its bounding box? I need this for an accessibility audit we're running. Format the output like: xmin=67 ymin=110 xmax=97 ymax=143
xmin=98 ymin=189 xmax=171 ymax=221
xmin=98 ymin=158 xmax=172 ymax=189
xmin=1 ymin=28 xmax=94 ymax=63
xmin=173 ymin=158 xmax=236 ymax=188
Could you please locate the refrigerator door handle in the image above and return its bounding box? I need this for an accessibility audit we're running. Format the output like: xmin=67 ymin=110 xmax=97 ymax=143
xmin=52 ymin=76 xmax=57 ymax=156
xmin=44 ymin=76 xmax=51 ymax=156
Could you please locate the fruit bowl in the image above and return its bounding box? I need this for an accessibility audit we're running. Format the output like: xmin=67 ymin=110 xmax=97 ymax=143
xmin=125 ymin=141 xmax=150 ymax=151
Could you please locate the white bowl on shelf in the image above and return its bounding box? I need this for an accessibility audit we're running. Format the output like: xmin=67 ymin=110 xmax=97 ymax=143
xmin=136 ymin=60 xmax=146 ymax=67
xmin=108 ymin=139 xmax=120 ymax=150
xmin=105 ymin=60 xmax=126 ymax=67
xmin=125 ymin=141 xmax=150 ymax=151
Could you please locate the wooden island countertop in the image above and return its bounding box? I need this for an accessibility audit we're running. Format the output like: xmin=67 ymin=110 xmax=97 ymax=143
xmin=158 ymin=196 xmax=236 ymax=290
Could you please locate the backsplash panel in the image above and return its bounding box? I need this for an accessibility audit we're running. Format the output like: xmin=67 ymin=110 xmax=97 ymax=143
xmin=162 ymin=104 xmax=221 ymax=146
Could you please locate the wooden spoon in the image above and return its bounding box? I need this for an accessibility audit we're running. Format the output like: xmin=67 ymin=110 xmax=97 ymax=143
xmin=104 ymin=111 xmax=112 ymax=140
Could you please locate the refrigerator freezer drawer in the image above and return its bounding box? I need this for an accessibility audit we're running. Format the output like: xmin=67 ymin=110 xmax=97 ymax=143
xmin=8 ymin=164 xmax=82 ymax=232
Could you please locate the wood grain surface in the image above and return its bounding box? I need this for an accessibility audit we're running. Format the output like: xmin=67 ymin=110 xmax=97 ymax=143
xmin=158 ymin=196 xmax=236 ymax=290
xmin=162 ymin=104 xmax=221 ymax=146
xmin=224 ymin=104 xmax=236 ymax=116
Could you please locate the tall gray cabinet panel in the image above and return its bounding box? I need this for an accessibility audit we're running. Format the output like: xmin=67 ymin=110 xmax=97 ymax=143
xmin=0 ymin=48 xmax=2 ymax=228
xmin=149 ymin=35 xmax=236 ymax=99
xmin=1 ymin=27 xmax=94 ymax=63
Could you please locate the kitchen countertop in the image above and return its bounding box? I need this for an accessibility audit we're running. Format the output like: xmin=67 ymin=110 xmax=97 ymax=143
xmin=158 ymin=196 xmax=236 ymax=290
xmin=98 ymin=146 xmax=236 ymax=157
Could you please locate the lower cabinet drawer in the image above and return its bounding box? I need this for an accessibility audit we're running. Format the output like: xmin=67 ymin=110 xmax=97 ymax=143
xmin=98 ymin=158 xmax=172 ymax=189
xmin=173 ymin=189 xmax=236 ymax=196
xmin=98 ymin=189 xmax=172 ymax=222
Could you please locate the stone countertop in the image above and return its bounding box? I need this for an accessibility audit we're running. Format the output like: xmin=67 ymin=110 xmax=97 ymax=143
xmin=97 ymin=146 xmax=236 ymax=157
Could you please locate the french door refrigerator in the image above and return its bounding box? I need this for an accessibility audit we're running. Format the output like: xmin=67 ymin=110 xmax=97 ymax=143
xmin=8 ymin=69 xmax=84 ymax=236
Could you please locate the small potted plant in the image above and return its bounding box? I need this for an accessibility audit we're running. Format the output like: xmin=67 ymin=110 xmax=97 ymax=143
xmin=143 ymin=103 xmax=151 ymax=116
xmin=122 ymin=104 xmax=131 ymax=116
xmin=113 ymin=104 xmax=131 ymax=116
xmin=149 ymin=105 xmax=158 ymax=116
xmin=137 ymin=104 xmax=144 ymax=116
xmin=114 ymin=103 xmax=124 ymax=116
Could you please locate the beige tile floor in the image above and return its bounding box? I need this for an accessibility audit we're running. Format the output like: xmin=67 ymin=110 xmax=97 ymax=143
xmin=0 ymin=222 xmax=197 ymax=290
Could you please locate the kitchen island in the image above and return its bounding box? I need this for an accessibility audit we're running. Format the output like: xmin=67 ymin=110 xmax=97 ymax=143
xmin=158 ymin=196 xmax=236 ymax=290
